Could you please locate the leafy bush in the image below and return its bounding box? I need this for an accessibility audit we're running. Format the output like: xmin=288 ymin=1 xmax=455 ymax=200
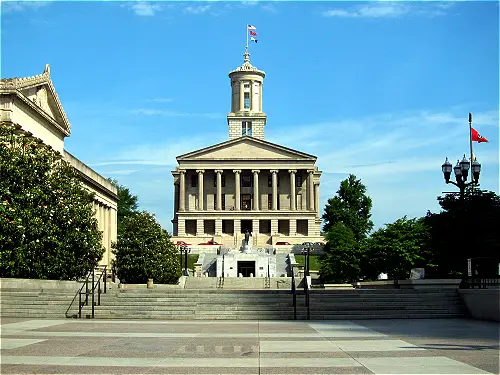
xmin=112 ymin=211 xmax=181 ymax=284
xmin=0 ymin=123 xmax=104 ymax=280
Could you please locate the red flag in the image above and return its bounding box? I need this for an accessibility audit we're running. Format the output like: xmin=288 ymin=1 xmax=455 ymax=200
xmin=249 ymin=30 xmax=257 ymax=36
xmin=471 ymin=127 xmax=489 ymax=143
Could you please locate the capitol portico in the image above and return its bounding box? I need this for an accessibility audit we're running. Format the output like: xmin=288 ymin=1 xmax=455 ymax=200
xmin=171 ymin=51 xmax=323 ymax=249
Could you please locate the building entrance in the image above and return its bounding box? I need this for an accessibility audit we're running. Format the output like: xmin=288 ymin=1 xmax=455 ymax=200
xmin=241 ymin=220 xmax=252 ymax=233
xmin=237 ymin=261 xmax=255 ymax=277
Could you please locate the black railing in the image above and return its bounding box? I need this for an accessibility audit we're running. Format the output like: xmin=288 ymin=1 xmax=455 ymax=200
xmin=460 ymin=276 xmax=500 ymax=289
xmin=66 ymin=265 xmax=107 ymax=319
xmin=291 ymin=266 xmax=297 ymax=320
xmin=460 ymin=257 xmax=500 ymax=289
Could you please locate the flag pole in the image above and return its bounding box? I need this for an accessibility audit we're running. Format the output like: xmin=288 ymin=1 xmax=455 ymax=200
xmin=469 ymin=112 xmax=474 ymax=186
xmin=245 ymin=24 xmax=249 ymax=53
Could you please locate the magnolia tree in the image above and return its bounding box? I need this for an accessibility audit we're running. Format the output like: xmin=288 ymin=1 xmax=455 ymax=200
xmin=112 ymin=211 xmax=181 ymax=284
xmin=0 ymin=123 xmax=104 ymax=280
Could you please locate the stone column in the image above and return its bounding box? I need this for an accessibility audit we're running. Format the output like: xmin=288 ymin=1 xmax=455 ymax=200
xmin=271 ymin=170 xmax=278 ymax=211
xmin=250 ymin=79 xmax=255 ymax=111
xmin=239 ymin=80 xmax=245 ymax=111
xmin=252 ymin=170 xmax=260 ymax=210
xmin=259 ymin=82 xmax=263 ymax=112
xmin=315 ymin=183 xmax=320 ymax=219
xmin=307 ymin=170 xmax=314 ymax=211
xmin=179 ymin=170 xmax=186 ymax=212
xmin=197 ymin=170 xmax=204 ymax=211
xmin=233 ymin=170 xmax=241 ymax=210
xmin=289 ymin=169 xmax=296 ymax=211
xmin=215 ymin=170 xmax=222 ymax=211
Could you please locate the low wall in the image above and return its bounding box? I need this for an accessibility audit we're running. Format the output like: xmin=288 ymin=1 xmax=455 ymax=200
xmin=459 ymin=289 xmax=500 ymax=322
xmin=356 ymin=279 xmax=462 ymax=289
xmin=0 ymin=278 xmax=82 ymax=291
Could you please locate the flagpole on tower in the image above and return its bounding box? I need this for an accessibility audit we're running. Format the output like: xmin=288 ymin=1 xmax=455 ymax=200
xmin=469 ymin=112 xmax=475 ymax=175
xmin=246 ymin=24 xmax=249 ymax=53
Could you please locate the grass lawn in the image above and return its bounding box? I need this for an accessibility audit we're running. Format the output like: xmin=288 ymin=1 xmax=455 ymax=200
xmin=294 ymin=255 xmax=322 ymax=271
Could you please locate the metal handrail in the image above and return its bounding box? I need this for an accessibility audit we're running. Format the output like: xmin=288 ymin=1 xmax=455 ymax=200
xmin=291 ymin=266 xmax=297 ymax=320
xmin=66 ymin=265 xmax=107 ymax=319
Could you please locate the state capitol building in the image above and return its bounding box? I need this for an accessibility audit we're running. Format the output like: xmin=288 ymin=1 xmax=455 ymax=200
xmin=171 ymin=51 xmax=324 ymax=249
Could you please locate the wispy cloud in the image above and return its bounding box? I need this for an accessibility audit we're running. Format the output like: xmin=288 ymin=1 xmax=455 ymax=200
xmin=1 ymin=1 xmax=52 ymax=13
xmin=322 ymin=1 xmax=454 ymax=18
xmin=148 ymin=98 xmax=174 ymax=103
xmin=125 ymin=108 xmax=224 ymax=119
xmin=123 ymin=1 xmax=163 ymax=16
xmin=184 ymin=4 xmax=211 ymax=14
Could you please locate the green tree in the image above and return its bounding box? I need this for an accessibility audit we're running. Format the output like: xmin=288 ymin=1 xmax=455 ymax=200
xmin=320 ymin=223 xmax=362 ymax=283
xmin=424 ymin=189 xmax=500 ymax=278
xmin=363 ymin=216 xmax=431 ymax=280
xmin=108 ymin=179 xmax=139 ymax=233
xmin=0 ymin=123 xmax=104 ymax=280
xmin=322 ymin=174 xmax=374 ymax=242
xmin=112 ymin=211 xmax=180 ymax=284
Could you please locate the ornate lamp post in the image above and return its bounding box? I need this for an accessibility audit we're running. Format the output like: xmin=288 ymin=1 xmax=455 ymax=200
xmin=179 ymin=244 xmax=191 ymax=276
xmin=442 ymin=154 xmax=481 ymax=200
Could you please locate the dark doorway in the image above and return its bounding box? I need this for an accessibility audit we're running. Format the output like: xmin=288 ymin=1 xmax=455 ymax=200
xmin=241 ymin=220 xmax=252 ymax=233
xmin=241 ymin=194 xmax=252 ymax=211
xmin=238 ymin=261 xmax=255 ymax=277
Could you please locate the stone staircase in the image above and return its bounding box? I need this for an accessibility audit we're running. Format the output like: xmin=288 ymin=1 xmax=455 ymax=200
xmin=90 ymin=288 xmax=468 ymax=320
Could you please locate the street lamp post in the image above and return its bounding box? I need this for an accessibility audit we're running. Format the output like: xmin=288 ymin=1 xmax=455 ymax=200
xmin=179 ymin=244 xmax=191 ymax=276
xmin=301 ymin=244 xmax=313 ymax=320
xmin=442 ymin=154 xmax=481 ymax=200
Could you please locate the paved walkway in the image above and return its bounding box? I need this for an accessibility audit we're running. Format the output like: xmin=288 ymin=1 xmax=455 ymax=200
xmin=1 ymin=318 xmax=498 ymax=374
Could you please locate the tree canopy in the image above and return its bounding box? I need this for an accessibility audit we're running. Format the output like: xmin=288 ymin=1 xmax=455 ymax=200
xmin=0 ymin=123 xmax=104 ymax=280
xmin=112 ymin=211 xmax=180 ymax=284
xmin=322 ymin=174 xmax=373 ymax=242
xmin=108 ymin=179 xmax=139 ymax=234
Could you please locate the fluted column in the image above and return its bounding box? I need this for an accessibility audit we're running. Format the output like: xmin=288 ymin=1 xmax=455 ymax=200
xmin=271 ymin=170 xmax=278 ymax=211
xmin=315 ymin=183 xmax=320 ymax=218
xmin=197 ymin=170 xmax=204 ymax=211
xmin=289 ymin=169 xmax=296 ymax=211
xmin=252 ymin=170 xmax=260 ymax=210
xmin=215 ymin=170 xmax=222 ymax=210
xmin=239 ymin=80 xmax=245 ymax=111
xmin=307 ymin=170 xmax=314 ymax=211
xmin=233 ymin=169 xmax=241 ymax=210
xmin=179 ymin=170 xmax=186 ymax=212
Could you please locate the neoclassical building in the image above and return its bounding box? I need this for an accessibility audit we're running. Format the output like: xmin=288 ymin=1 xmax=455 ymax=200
xmin=0 ymin=65 xmax=118 ymax=267
xmin=171 ymin=52 xmax=323 ymax=248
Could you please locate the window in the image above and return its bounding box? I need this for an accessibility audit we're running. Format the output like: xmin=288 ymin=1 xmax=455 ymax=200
xmin=242 ymin=175 xmax=252 ymax=188
xmin=296 ymin=175 xmax=302 ymax=187
xmin=222 ymin=194 xmax=226 ymax=210
xmin=268 ymin=175 xmax=272 ymax=187
xmin=191 ymin=175 xmax=197 ymax=188
xmin=214 ymin=194 xmax=217 ymax=210
xmin=268 ymin=194 xmax=272 ymax=210
xmin=277 ymin=175 xmax=280 ymax=188
xmin=241 ymin=121 xmax=252 ymax=136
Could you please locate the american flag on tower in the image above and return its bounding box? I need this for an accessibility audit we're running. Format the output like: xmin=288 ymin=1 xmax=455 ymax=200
xmin=247 ymin=25 xmax=258 ymax=43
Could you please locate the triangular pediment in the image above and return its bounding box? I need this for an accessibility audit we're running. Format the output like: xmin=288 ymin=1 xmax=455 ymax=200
xmin=0 ymin=64 xmax=71 ymax=134
xmin=177 ymin=137 xmax=316 ymax=161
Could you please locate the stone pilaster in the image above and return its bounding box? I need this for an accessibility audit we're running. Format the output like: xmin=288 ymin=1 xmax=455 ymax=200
xmin=233 ymin=169 xmax=241 ymax=210
xmin=197 ymin=170 xmax=204 ymax=211
xmin=196 ymin=218 xmax=204 ymax=236
xmin=215 ymin=219 xmax=222 ymax=236
xmin=315 ymin=183 xmax=320 ymax=219
xmin=178 ymin=218 xmax=186 ymax=236
xmin=307 ymin=170 xmax=314 ymax=211
xmin=289 ymin=219 xmax=297 ymax=237
xmin=252 ymin=219 xmax=259 ymax=246
xmin=289 ymin=169 xmax=296 ymax=211
xmin=239 ymin=80 xmax=244 ymax=111
xmin=215 ymin=170 xmax=222 ymax=211
xmin=271 ymin=219 xmax=278 ymax=235
xmin=179 ymin=170 xmax=186 ymax=212
xmin=252 ymin=169 xmax=260 ymax=210
xmin=271 ymin=170 xmax=278 ymax=211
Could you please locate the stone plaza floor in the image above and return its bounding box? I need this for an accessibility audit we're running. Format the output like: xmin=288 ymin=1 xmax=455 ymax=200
xmin=0 ymin=318 xmax=498 ymax=374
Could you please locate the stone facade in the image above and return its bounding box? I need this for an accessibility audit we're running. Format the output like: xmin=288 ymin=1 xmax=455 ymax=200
xmin=0 ymin=65 xmax=118 ymax=268
xmin=171 ymin=52 xmax=324 ymax=249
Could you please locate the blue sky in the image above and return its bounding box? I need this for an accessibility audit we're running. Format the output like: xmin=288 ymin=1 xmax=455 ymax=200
xmin=2 ymin=0 xmax=499 ymax=233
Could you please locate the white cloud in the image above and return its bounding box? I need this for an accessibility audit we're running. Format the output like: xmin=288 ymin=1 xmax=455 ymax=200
xmin=148 ymin=98 xmax=174 ymax=103
xmin=184 ymin=5 xmax=211 ymax=14
xmin=1 ymin=1 xmax=52 ymax=13
xmin=107 ymin=169 xmax=139 ymax=176
xmin=124 ymin=1 xmax=163 ymax=16
xmin=322 ymin=1 xmax=454 ymax=18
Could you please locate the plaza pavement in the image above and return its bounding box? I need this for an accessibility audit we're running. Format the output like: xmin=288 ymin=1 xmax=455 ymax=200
xmin=1 ymin=318 xmax=498 ymax=374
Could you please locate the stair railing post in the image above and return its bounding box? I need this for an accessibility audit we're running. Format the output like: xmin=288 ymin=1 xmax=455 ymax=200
xmin=98 ymin=278 xmax=101 ymax=306
xmin=104 ymin=266 xmax=107 ymax=293
xmin=78 ymin=292 xmax=82 ymax=318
